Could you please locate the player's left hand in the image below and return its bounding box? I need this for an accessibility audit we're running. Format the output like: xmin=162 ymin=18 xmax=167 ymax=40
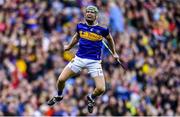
xmin=113 ymin=53 xmax=119 ymax=60
xmin=113 ymin=53 xmax=127 ymax=70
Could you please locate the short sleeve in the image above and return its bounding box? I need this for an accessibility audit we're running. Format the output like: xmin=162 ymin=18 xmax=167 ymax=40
xmin=102 ymin=28 xmax=109 ymax=38
xmin=76 ymin=23 xmax=79 ymax=33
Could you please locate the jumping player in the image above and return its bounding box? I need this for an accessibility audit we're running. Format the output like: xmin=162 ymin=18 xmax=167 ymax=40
xmin=47 ymin=5 xmax=119 ymax=113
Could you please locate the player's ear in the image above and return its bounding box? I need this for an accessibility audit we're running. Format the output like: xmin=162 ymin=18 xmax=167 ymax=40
xmin=95 ymin=14 xmax=98 ymax=20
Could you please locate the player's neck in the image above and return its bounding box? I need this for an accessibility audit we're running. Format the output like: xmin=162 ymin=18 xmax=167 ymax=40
xmin=85 ymin=20 xmax=98 ymax=26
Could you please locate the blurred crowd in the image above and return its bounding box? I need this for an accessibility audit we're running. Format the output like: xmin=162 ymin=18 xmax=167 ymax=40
xmin=0 ymin=0 xmax=180 ymax=116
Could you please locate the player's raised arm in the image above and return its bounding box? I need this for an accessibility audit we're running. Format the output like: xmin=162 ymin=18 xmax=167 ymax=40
xmin=64 ymin=32 xmax=79 ymax=51
xmin=105 ymin=33 xmax=119 ymax=59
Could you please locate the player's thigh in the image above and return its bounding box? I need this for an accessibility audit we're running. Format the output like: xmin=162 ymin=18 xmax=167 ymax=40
xmin=59 ymin=56 xmax=85 ymax=81
xmin=87 ymin=60 xmax=105 ymax=90
xmin=87 ymin=60 xmax=104 ymax=78
xmin=58 ymin=65 xmax=77 ymax=82
xmin=93 ymin=75 xmax=106 ymax=91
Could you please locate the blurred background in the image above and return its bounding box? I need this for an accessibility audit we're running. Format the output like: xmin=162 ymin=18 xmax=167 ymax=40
xmin=0 ymin=0 xmax=179 ymax=116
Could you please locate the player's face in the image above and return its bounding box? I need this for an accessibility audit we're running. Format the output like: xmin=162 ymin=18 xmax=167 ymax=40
xmin=85 ymin=10 xmax=96 ymax=22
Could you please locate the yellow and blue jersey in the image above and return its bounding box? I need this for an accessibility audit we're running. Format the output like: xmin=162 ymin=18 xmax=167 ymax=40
xmin=76 ymin=23 xmax=109 ymax=60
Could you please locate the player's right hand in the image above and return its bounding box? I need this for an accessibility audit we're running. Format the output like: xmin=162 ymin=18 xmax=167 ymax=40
xmin=64 ymin=45 xmax=71 ymax=51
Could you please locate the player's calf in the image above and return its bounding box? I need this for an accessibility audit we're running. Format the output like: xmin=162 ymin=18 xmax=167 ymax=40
xmin=93 ymin=85 xmax=106 ymax=98
xmin=87 ymin=86 xmax=105 ymax=113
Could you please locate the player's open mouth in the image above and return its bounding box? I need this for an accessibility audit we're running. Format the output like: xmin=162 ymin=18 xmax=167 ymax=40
xmin=87 ymin=16 xmax=92 ymax=18
xmin=86 ymin=15 xmax=94 ymax=20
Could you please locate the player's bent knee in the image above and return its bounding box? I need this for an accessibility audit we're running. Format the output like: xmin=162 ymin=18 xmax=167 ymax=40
xmin=57 ymin=65 xmax=77 ymax=83
xmin=57 ymin=76 xmax=67 ymax=84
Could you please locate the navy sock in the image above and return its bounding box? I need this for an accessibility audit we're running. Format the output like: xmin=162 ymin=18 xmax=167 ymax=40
xmin=91 ymin=94 xmax=97 ymax=99
xmin=58 ymin=90 xmax=63 ymax=96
